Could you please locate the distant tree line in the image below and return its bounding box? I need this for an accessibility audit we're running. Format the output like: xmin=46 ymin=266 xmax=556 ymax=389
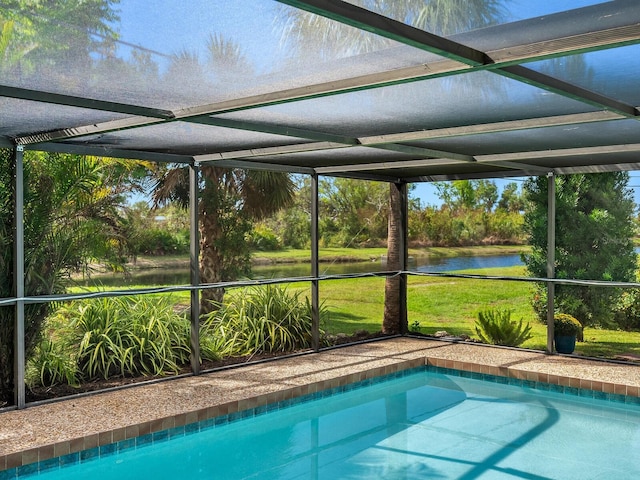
xmin=254 ymin=177 xmax=527 ymax=250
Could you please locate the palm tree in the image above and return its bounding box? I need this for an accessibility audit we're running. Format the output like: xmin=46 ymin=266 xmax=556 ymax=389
xmin=277 ymin=1 xmax=506 ymax=334
xmin=382 ymin=183 xmax=403 ymax=334
xmin=153 ymin=165 xmax=295 ymax=315
xmin=154 ymin=38 xmax=296 ymax=315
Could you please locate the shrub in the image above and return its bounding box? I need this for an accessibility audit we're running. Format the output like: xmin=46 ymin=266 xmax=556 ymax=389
xmin=247 ymin=225 xmax=282 ymax=251
xmin=48 ymin=296 xmax=219 ymax=382
xmin=203 ymin=285 xmax=327 ymax=356
xmin=554 ymin=313 xmax=582 ymax=336
xmin=26 ymin=337 xmax=79 ymax=388
xmin=26 ymin=296 xmax=221 ymax=388
xmin=613 ymin=288 xmax=640 ymax=331
xmin=475 ymin=308 xmax=532 ymax=347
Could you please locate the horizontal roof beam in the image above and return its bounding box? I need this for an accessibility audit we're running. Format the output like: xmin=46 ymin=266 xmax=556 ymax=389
xmin=477 ymin=143 xmax=640 ymax=163
xmin=315 ymin=158 xmax=463 ymax=174
xmin=498 ymin=66 xmax=640 ymax=118
xmin=16 ymin=116 xmax=166 ymax=145
xmin=0 ymin=84 xmax=174 ymax=120
xmin=195 ymin=158 xmax=315 ymax=175
xmin=359 ymin=111 xmax=624 ymax=144
xmin=277 ymin=0 xmax=492 ymax=66
xmin=315 ymin=156 xmax=550 ymax=175
xmin=25 ymin=142 xmax=194 ymax=164
xmin=191 ymin=117 xmax=360 ymax=145
xmin=194 ymin=142 xmax=349 ymax=162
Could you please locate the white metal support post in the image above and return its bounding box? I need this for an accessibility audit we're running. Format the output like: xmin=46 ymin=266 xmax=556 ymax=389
xmin=546 ymin=173 xmax=556 ymax=353
xmin=311 ymin=172 xmax=320 ymax=351
xmin=189 ymin=164 xmax=201 ymax=374
xmin=398 ymin=182 xmax=408 ymax=334
xmin=12 ymin=145 xmax=25 ymax=408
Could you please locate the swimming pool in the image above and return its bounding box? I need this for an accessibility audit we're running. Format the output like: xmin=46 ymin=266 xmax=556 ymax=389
xmin=9 ymin=367 xmax=640 ymax=479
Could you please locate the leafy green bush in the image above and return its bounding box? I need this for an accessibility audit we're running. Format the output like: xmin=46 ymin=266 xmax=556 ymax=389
xmin=613 ymin=288 xmax=640 ymax=331
xmin=475 ymin=308 xmax=532 ymax=347
xmin=247 ymin=225 xmax=282 ymax=251
xmin=27 ymin=295 xmax=222 ymax=388
xmin=38 ymin=296 xmax=220 ymax=384
xmin=133 ymin=228 xmax=189 ymax=255
xmin=554 ymin=313 xmax=582 ymax=336
xmin=26 ymin=337 xmax=79 ymax=388
xmin=203 ymin=285 xmax=326 ymax=356
xmin=71 ymin=296 xmax=192 ymax=379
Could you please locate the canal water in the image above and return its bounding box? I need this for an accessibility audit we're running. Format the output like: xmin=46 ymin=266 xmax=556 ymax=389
xmin=73 ymin=253 xmax=523 ymax=287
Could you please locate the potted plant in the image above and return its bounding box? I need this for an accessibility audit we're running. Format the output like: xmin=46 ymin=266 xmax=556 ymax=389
xmin=553 ymin=314 xmax=581 ymax=354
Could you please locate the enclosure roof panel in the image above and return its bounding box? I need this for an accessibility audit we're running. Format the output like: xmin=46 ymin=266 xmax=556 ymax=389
xmin=3 ymin=0 xmax=640 ymax=181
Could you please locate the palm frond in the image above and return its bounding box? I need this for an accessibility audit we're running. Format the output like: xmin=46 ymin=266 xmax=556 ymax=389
xmin=241 ymin=170 xmax=295 ymax=219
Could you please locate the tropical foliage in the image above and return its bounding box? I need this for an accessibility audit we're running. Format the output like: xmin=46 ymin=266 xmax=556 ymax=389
xmin=258 ymin=177 xmax=527 ymax=249
xmin=153 ymin=166 xmax=295 ymax=314
xmin=475 ymin=308 xmax=532 ymax=347
xmin=523 ymin=173 xmax=637 ymax=330
xmin=27 ymin=295 xmax=208 ymax=387
xmin=0 ymin=150 xmax=140 ymax=404
xmin=203 ymin=285 xmax=326 ymax=356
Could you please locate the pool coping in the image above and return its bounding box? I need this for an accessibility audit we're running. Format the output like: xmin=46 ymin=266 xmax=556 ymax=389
xmin=2 ymin=337 xmax=640 ymax=475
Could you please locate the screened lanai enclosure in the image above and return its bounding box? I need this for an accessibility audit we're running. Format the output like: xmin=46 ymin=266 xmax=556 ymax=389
xmin=3 ymin=0 xmax=640 ymax=409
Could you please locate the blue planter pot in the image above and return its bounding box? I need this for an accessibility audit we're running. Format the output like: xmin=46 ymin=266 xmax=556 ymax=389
xmin=554 ymin=335 xmax=576 ymax=354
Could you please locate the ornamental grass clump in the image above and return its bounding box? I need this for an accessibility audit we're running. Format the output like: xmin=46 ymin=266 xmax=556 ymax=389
xmin=553 ymin=313 xmax=582 ymax=336
xmin=475 ymin=308 xmax=532 ymax=347
xmin=27 ymin=295 xmax=222 ymax=388
xmin=203 ymin=285 xmax=327 ymax=357
xmin=69 ymin=296 xmax=192 ymax=379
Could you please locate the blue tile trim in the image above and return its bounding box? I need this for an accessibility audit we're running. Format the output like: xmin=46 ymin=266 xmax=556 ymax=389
xmin=425 ymin=365 xmax=639 ymax=406
xmin=8 ymin=364 xmax=640 ymax=478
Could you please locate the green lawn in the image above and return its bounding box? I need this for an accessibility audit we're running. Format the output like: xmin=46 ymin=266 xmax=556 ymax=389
xmin=253 ymin=245 xmax=529 ymax=263
xmin=67 ymin=258 xmax=640 ymax=362
xmin=309 ymin=266 xmax=640 ymax=360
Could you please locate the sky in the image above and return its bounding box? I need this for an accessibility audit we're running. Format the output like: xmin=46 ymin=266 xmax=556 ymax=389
xmin=112 ymin=1 xmax=639 ymax=207
xmin=413 ymin=173 xmax=640 ymax=207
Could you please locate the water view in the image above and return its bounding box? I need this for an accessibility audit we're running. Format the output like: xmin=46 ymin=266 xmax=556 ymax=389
xmin=72 ymin=253 xmax=524 ymax=288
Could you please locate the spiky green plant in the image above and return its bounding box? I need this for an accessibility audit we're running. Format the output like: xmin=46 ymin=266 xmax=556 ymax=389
xmin=26 ymin=295 xmax=222 ymax=388
xmin=53 ymin=295 xmax=217 ymax=380
xmin=203 ymin=285 xmax=327 ymax=356
xmin=475 ymin=308 xmax=532 ymax=347
xmin=26 ymin=337 xmax=79 ymax=388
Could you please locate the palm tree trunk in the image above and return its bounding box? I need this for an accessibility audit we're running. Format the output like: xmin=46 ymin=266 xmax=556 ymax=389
xmin=199 ymin=209 xmax=225 ymax=315
xmin=199 ymin=167 xmax=225 ymax=316
xmin=383 ymin=183 xmax=402 ymax=334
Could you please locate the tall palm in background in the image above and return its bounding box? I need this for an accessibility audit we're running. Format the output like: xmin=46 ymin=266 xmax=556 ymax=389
xmin=154 ymin=36 xmax=295 ymax=315
xmin=154 ymin=166 xmax=294 ymax=315
xmin=277 ymin=0 xmax=506 ymax=334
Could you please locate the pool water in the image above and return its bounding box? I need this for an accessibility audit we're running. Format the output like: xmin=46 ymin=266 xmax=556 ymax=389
xmin=17 ymin=369 xmax=640 ymax=479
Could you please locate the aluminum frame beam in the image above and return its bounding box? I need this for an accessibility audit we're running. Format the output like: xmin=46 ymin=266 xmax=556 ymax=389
xmin=12 ymin=146 xmax=25 ymax=409
xmin=358 ymin=111 xmax=624 ymax=144
xmin=0 ymin=84 xmax=175 ymax=120
xmin=24 ymin=142 xmax=194 ymax=165
xmin=547 ymin=174 xmax=556 ymax=354
xmin=189 ymin=164 xmax=201 ymax=375
xmin=11 ymin=1 xmax=640 ymax=151
xmin=277 ymin=0 xmax=492 ymax=66
xmin=311 ymin=173 xmax=320 ymax=351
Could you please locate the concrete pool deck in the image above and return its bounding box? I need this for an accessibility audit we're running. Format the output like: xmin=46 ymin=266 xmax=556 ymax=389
xmin=2 ymin=336 xmax=640 ymax=473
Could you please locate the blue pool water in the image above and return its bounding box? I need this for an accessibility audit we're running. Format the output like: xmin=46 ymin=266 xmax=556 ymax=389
xmin=13 ymin=368 xmax=640 ymax=479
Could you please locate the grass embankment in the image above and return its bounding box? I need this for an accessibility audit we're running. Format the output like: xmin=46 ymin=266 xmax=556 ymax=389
xmin=253 ymin=245 xmax=530 ymax=264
